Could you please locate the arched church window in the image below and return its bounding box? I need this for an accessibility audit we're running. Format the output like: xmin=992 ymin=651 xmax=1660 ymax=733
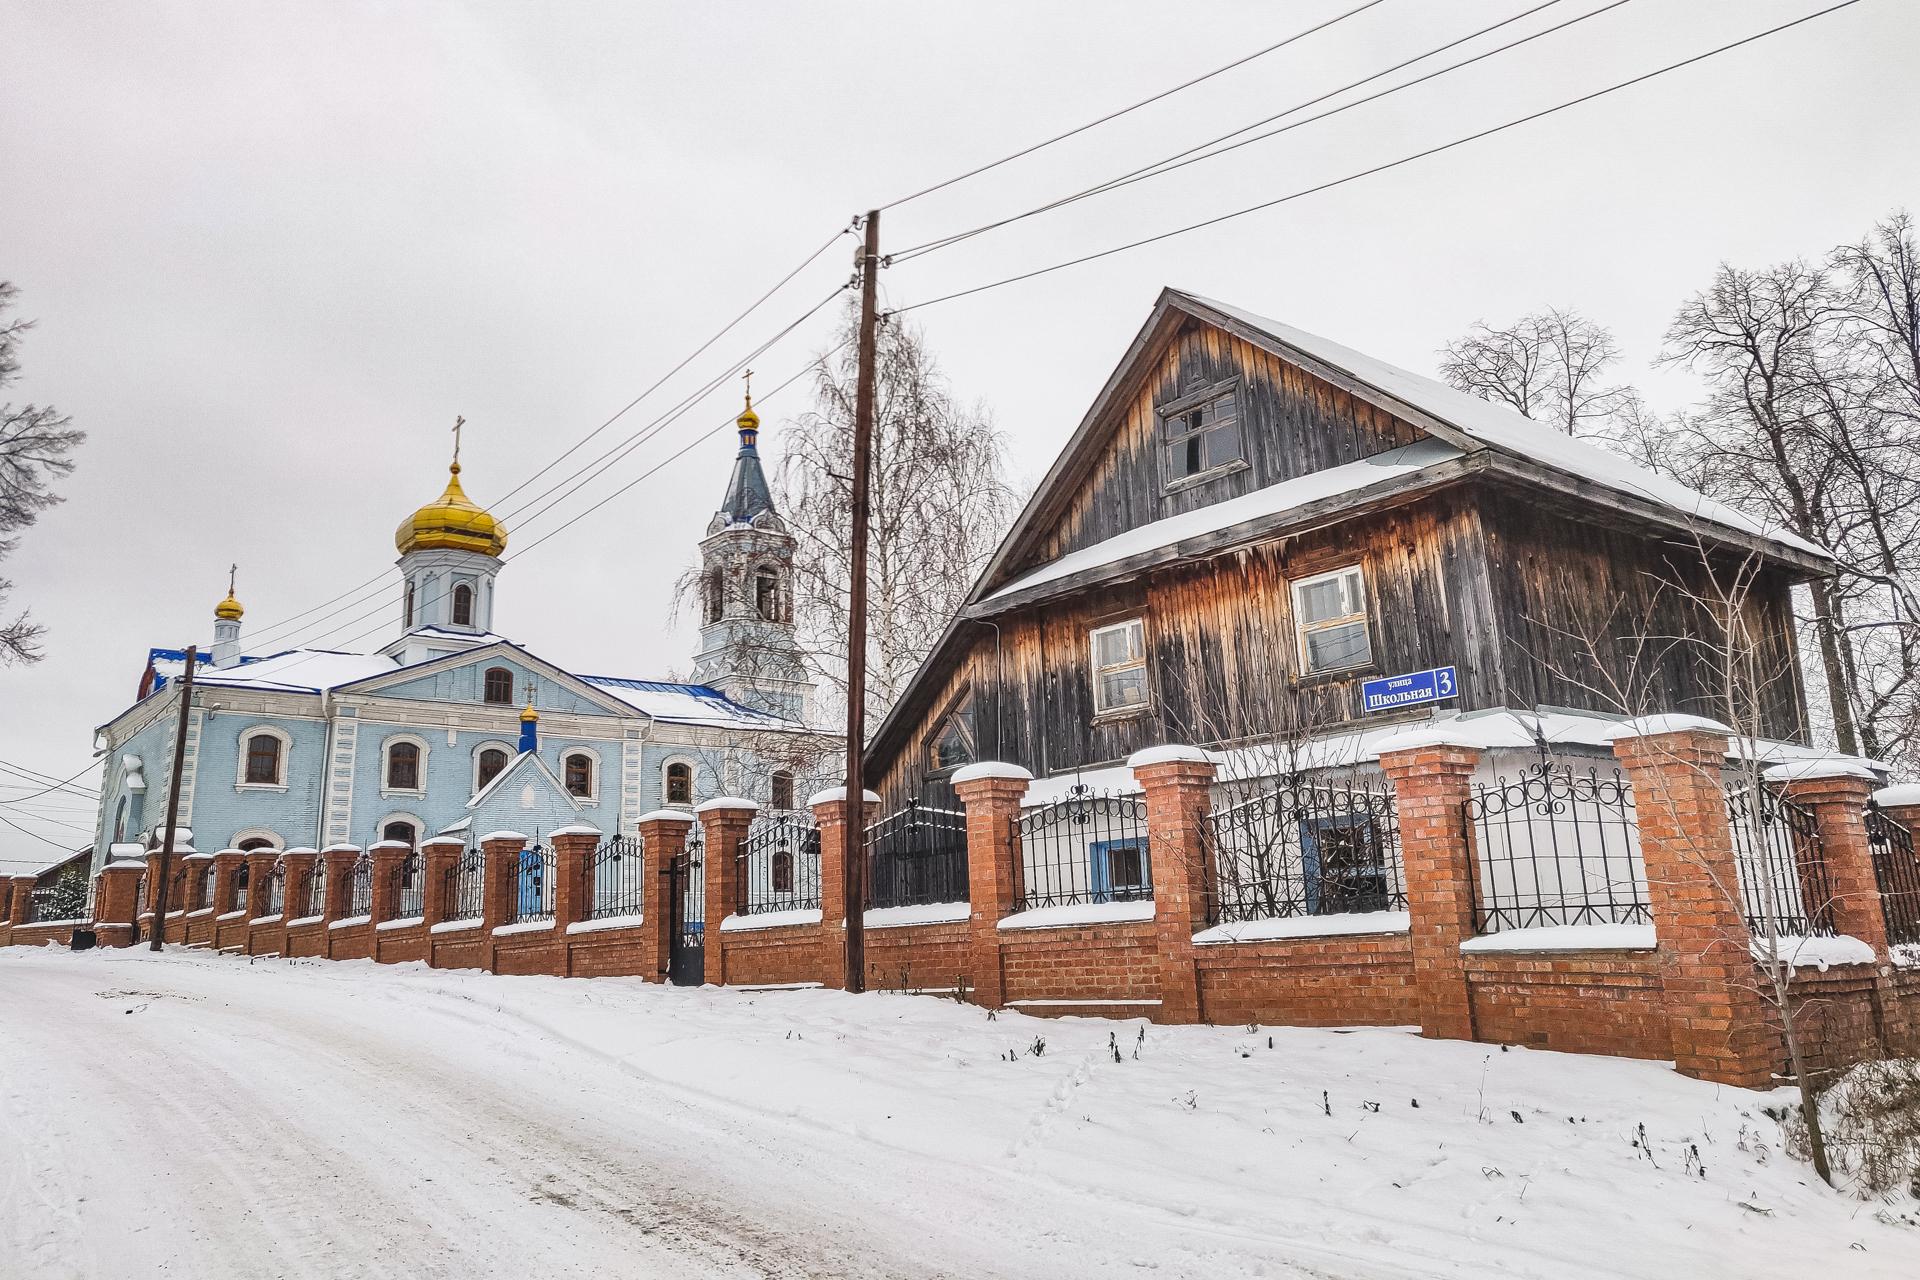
xmin=244 ymin=733 xmax=283 ymax=786
xmin=770 ymin=769 xmax=794 ymax=811
xmin=772 ymin=849 xmax=794 ymax=895
xmin=477 ymin=748 xmax=509 ymax=791
xmin=484 ymin=668 xmax=514 ymax=705
xmin=387 ymin=741 xmax=421 ymax=791
xmin=564 ymin=753 xmax=593 ymax=798
xmin=705 ymin=570 xmax=725 ymax=624
xmin=113 ymin=797 xmax=128 ymax=843
xmin=405 ymin=582 xmax=415 ymax=628
xmin=665 ymin=762 xmax=693 ymax=807
xmin=382 ymin=820 xmax=418 ymax=849
xmin=755 ymin=567 xmax=781 ymax=622
xmin=452 ymin=583 xmax=474 ymax=627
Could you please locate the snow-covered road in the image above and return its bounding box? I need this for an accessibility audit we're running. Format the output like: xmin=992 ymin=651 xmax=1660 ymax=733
xmin=0 ymin=945 xmax=1910 ymax=1279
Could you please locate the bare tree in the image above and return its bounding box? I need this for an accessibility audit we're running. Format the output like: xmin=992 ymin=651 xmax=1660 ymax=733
xmin=777 ymin=300 xmax=1019 ymax=731
xmin=1438 ymin=306 xmax=1644 ymax=439
xmin=0 ymin=281 xmax=85 ymax=664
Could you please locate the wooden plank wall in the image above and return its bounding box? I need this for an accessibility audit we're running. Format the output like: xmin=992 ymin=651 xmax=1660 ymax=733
xmin=1020 ymin=319 xmax=1422 ymax=573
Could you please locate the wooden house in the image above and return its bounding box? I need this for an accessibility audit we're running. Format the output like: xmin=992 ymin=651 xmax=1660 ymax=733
xmin=866 ymin=289 xmax=1829 ymax=807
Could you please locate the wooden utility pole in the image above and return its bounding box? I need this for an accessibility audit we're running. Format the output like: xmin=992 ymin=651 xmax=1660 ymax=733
xmin=148 ymin=645 xmax=197 ymax=951
xmin=842 ymin=209 xmax=881 ymax=993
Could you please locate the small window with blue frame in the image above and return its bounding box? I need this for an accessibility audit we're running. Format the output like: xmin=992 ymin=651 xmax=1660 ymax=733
xmin=1300 ymin=813 xmax=1391 ymax=914
xmin=1089 ymin=836 xmax=1152 ymax=903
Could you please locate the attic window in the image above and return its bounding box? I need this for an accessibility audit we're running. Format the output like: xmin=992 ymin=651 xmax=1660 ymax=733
xmin=1159 ymin=386 xmax=1243 ymax=488
xmin=483 ymin=667 xmax=513 ymax=705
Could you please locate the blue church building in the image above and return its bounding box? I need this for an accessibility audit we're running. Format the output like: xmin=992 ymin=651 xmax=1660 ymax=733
xmin=90 ymin=395 xmax=834 ymax=862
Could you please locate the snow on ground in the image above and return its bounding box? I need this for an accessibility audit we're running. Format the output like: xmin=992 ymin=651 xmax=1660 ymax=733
xmin=1 ymin=945 xmax=1912 ymax=1279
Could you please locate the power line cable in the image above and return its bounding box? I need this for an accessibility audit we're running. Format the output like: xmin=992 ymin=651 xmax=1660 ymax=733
xmin=892 ymin=0 xmax=1863 ymax=315
xmin=892 ymin=0 xmax=1619 ymax=263
xmin=0 ymin=758 xmax=100 ymax=797
xmin=0 ymin=810 xmax=86 ymax=852
xmin=238 ymin=227 xmax=855 ymax=648
xmin=0 ymin=756 xmax=106 ymax=805
xmin=878 ymin=0 xmax=1393 ymax=211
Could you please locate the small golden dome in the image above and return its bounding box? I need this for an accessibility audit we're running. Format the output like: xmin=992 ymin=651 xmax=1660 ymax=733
xmin=736 ymin=398 xmax=760 ymax=436
xmin=520 ymin=702 xmax=538 ymax=723
xmin=214 ymin=591 xmax=244 ymax=622
xmin=396 ymin=460 xmax=508 ymax=557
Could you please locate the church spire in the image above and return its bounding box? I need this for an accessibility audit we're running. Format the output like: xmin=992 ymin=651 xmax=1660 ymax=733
xmin=212 ymin=564 xmax=244 ymax=668
xmin=719 ymin=372 xmax=775 ymax=525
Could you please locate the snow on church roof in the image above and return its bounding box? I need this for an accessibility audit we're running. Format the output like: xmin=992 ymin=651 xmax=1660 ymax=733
xmin=578 ymin=675 xmax=802 ymax=730
xmin=1186 ymin=293 xmax=1830 ymax=562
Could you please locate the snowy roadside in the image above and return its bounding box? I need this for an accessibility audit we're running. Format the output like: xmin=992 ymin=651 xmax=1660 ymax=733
xmin=0 ymin=944 xmax=1911 ymax=1279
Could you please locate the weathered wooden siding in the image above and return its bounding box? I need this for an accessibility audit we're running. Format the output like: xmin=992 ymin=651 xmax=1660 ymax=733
xmin=1020 ymin=319 xmax=1422 ymax=572
xmin=1480 ymin=496 xmax=1807 ymax=740
xmin=873 ymin=492 xmax=1499 ymax=805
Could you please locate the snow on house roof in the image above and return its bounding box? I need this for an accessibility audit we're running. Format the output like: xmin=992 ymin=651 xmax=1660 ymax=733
xmin=1184 ymin=293 xmax=1830 ymax=562
xmin=985 ymin=438 xmax=1463 ymax=605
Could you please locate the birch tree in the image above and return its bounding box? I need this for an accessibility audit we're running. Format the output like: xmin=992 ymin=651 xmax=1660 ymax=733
xmin=776 ymin=300 xmax=1019 ymax=732
xmin=0 ymin=281 xmax=84 ymax=664
xmin=1438 ymin=306 xmax=1644 ymax=439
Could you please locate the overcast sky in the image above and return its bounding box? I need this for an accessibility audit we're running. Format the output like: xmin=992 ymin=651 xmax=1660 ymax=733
xmin=0 ymin=0 xmax=1911 ymax=869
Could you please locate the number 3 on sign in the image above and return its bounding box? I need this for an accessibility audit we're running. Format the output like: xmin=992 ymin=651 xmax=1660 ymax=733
xmin=1436 ymin=668 xmax=1455 ymax=697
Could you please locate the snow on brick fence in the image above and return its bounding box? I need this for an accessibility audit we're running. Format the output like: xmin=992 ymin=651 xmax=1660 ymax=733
xmin=11 ymin=728 xmax=1920 ymax=1086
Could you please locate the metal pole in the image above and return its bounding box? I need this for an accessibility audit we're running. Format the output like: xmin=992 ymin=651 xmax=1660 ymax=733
xmin=149 ymin=645 xmax=197 ymax=951
xmin=842 ymin=209 xmax=880 ymax=993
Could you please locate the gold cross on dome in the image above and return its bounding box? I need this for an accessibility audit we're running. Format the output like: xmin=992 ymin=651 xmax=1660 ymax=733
xmin=451 ymin=414 xmax=465 ymax=465
xmin=742 ymin=368 xmax=753 ymax=407
xmin=228 ymin=563 xmax=237 ymax=594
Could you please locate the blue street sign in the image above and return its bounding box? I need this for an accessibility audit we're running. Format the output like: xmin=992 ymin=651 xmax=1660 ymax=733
xmin=1361 ymin=665 xmax=1458 ymax=714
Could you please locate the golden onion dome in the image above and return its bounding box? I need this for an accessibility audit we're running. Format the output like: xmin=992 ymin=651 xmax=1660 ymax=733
xmin=214 ymin=590 xmax=244 ymax=622
xmin=395 ymin=460 xmax=507 ymax=557
xmin=520 ymin=701 xmax=538 ymax=723
xmin=736 ymin=398 xmax=760 ymax=438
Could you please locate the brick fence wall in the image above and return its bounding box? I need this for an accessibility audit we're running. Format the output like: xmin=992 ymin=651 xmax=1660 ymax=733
xmin=17 ymin=725 xmax=1920 ymax=1089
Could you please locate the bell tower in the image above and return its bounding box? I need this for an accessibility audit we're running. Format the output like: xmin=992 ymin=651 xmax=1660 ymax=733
xmin=385 ymin=417 xmax=508 ymax=666
xmin=690 ymin=380 xmax=814 ymax=722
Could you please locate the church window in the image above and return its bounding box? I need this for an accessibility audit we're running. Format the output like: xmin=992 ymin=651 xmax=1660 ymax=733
xmin=705 ymin=570 xmax=725 ymax=623
xmin=1159 ymin=384 xmax=1243 ymax=488
xmin=926 ymin=693 xmax=976 ymax=773
xmin=382 ymin=820 xmax=418 ymax=849
xmin=113 ymin=797 xmax=128 ymax=843
xmin=772 ymin=849 xmax=794 ymax=895
xmin=386 ymin=740 xmax=422 ymax=791
xmin=665 ymin=762 xmax=693 ymax=807
xmin=483 ymin=668 xmax=514 ymax=705
xmin=405 ymin=582 xmax=415 ymax=628
xmin=477 ymin=747 xmax=509 ymax=791
xmin=244 ymin=734 xmax=283 ymax=786
xmin=564 ymin=752 xmax=593 ymax=798
xmin=755 ymin=567 xmax=781 ymax=622
xmin=452 ymin=583 xmax=474 ymax=627
xmin=770 ymin=769 xmax=794 ymax=811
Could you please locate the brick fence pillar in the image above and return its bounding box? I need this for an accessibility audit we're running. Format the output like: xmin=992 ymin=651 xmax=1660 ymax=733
xmin=698 ymin=799 xmax=759 ymax=987
xmin=1771 ymin=761 xmax=1888 ymax=959
xmin=420 ymin=836 xmax=462 ymax=928
xmin=0 ymin=876 xmax=12 ymax=923
xmin=320 ymin=845 xmax=360 ymax=923
xmin=368 ymin=841 xmax=408 ymax=927
xmin=210 ymin=850 xmax=243 ymax=917
xmin=814 ymin=787 xmax=878 ymax=991
xmin=1613 ymin=719 xmax=1774 ymax=1088
xmin=93 ymin=859 xmax=145 ymax=947
xmin=637 ymin=811 xmax=693 ymax=982
xmin=1875 ymin=783 xmax=1920 ymax=833
xmin=1131 ymin=747 xmax=1218 ymax=1025
xmin=480 ymin=832 xmax=527 ymax=936
xmin=952 ymin=764 xmax=1032 ymax=1009
xmin=550 ymin=825 xmax=602 ymax=936
xmin=278 ymin=849 xmax=317 ymax=920
xmin=1379 ymin=734 xmax=1483 ymax=1043
xmin=8 ymin=874 xmax=36 ymax=926
xmin=141 ymin=851 xmax=166 ymax=921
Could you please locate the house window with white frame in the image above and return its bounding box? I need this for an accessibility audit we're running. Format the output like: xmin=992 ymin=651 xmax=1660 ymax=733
xmin=1090 ymin=619 xmax=1150 ymax=716
xmin=1291 ymin=565 xmax=1372 ymax=675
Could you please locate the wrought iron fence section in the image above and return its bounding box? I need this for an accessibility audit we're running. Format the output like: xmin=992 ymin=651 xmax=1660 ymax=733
xmin=262 ymin=861 xmax=286 ymax=917
xmin=739 ymin=811 xmax=820 ymax=914
xmin=386 ymin=851 xmax=424 ymax=921
xmin=293 ymin=858 xmax=323 ymax=920
xmin=1013 ymin=784 xmax=1152 ymax=912
xmin=865 ymin=800 xmax=969 ymax=910
xmin=1727 ymin=785 xmax=1835 ymax=938
xmin=1466 ymin=763 xmax=1648 ymax=933
xmin=1866 ymin=801 xmax=1920 ymax=948
xmin=346 ymin=852 xmax=373 ymax=919
xmin=1205 ymin=778 xmax=1404 ymax=924
xmin=232 ymin=864 xmax=249 ymax=915
xmin=587 ymin=835 xmax=646 ymax=920
xmin=443 ymin=848 xmax=484 ymax=923
xmin=506 ymin=844 xmax=555 ymax=925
